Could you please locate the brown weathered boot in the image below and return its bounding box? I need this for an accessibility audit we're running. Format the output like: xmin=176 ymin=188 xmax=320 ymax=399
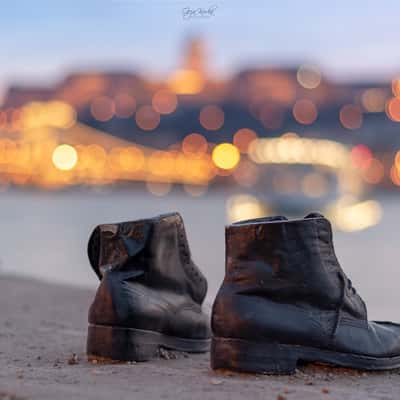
xmin=211 ymin=213 xmax=400 ymax=374
xmin=86 ymin=212 xmax=210 ymax=361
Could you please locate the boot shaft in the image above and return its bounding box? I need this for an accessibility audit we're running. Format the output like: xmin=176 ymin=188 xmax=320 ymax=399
xmin=88 ymin=212 xmax=207 ymax=304
xmin=225 ymin=214 xmax=366 ymax=318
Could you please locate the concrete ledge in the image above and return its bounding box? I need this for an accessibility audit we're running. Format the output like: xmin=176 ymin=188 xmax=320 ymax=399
xmin=1 ymin=276 xmax=399 ymax=400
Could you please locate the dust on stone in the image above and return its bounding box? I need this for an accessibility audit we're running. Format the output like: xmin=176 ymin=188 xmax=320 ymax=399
xmin=0 ymin=392 xmax=26 ymax=400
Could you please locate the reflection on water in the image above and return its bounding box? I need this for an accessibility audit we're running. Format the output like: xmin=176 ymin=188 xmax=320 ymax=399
xmin=226 ymin=194 xmax=383 ymax=232
xmin=0 ymin=189 xmax=399 ymax=320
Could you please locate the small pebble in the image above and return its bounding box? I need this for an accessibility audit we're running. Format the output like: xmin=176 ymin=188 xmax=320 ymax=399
xmin=159 ymin=348 xmax=177 ymax=360
xmin=68 ymin=353 xmax=79 ymax=365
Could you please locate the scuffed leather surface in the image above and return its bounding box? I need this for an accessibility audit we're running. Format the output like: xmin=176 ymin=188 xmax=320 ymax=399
xmin=88 ymin=212 xmax=210 ymax=340
xmin=212 ymin=214 xmax=400 ymax=357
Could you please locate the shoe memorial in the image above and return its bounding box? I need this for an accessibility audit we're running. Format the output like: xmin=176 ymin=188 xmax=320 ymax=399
xmin=211 ymin=213 xmax=400 ymax=374
xmin=86 ymin=212 xmax=211 ymax=361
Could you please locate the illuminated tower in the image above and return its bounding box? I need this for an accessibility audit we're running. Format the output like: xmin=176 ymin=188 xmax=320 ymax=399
xmin=183 ymin=36 xmax=207 ymax=78
xmin=169 ymin=36 xmax=207 ymax=95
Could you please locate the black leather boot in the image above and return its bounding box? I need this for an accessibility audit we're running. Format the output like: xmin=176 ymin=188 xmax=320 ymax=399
xmin=211 ymin=213 xmax=400 ymax=374
xmin=86 ymin=212 xmax=210 ymax=361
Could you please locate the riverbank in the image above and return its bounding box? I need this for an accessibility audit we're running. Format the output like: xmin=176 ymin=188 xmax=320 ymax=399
xmin=1 ymin=276 xmax=399 ymax=400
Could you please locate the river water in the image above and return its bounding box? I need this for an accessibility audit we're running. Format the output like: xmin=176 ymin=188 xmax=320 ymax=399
xmin=0 ymin=189 xmax=399 ymax=320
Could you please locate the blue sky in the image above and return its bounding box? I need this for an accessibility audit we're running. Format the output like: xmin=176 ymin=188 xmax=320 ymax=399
xmin=1 ymin=0 xmax=400 ymax=96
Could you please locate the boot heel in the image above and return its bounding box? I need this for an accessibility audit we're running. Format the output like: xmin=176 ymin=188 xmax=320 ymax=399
xmin=87 ymin=324 xmax=159 ymax=362
xmin=211 ymin=337 xmax=298 ymax=375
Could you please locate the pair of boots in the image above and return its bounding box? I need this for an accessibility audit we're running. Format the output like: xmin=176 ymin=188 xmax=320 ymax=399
xmin=86 ymin=212 xmax=400 ymax=374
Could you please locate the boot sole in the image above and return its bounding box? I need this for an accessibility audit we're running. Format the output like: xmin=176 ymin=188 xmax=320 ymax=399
xmin=87 ymin=324 xmax=210 ymax=361
xmin=211 ymin=337 xmax=400 ymax=374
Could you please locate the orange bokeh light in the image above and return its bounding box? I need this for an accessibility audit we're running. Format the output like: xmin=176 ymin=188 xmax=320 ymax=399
xmin=91 ymin=96 xmax=115 ymax=122
xmin=168 ymin=69 xmax=204 ymax=95
xmin=0 ymin=139 xmax=18 ymax=163
xmin=351 ymin=144 xmax=372 ymax=170
xmin=362 ymin=158 xmax=384 ymax=184
xmin=199 ymin=105 xmax=224 ymax=131
xmin=148 ymin=151 xmax=175 ymax=177
xmin=292 ymin=99 xmax=318 ymax=125
xmin=386 ymin=97 xmax=400 ymax=122
xmin=339 ymin=104 xmax=362 ymax=130
xmin=152 ymin=90 xmax=178 ymax=115
xmin=135 ymin=106 xmax=160 ymax=131
xmin=115 ymin=93 xmax=136 ymax=118
xmin=111 ymin=146 xmax=145 ymax=172
xmin=182 ymin=133 xmax=208 ymax=156
xmin=233 ymin=128 xmax=257 ymax=153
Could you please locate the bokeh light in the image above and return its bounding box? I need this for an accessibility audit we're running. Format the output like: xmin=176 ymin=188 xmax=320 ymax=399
xmin=0 ymin=139 xmax=18 ymax=164
xmin=248 ymin=136 xmax=349 ymax=170
xmin=361 ymin=89 xmax=386 ymax=113
xmin=52 ymin=144 xmax=78 ymax=171
xmin=362 ymin=158 xmax=384 ymax=184
xmin=212 ymin=143 xmax=240 ymax=170
xmin=199 ymin=105 xmax=224 ymax=131
xmin=339 ymin=104 xmax=363 ymax=130
xmin=46 ymin=101 xmax=77 ymax=128
xmin=152 ymin=89 xmax=178 ymax=114
xmin=168 ymin=69 xmax=204 ymax=95
xmin=233 ymin=128 xmax=257 ymax=153
xmin=110 ymin=146 xmax=145 ymax=172
xmin=297 ymin=65 xmax=321 ymax=89
xmin=350 ymin=144 xmax=372 ymax=170
xmin=386 ymin=97 xmax=400 ymax=122
xmin=148 ymin=151 xmax=175 ymax=177
xmin=90 ymin=96 xmax=115 ymax=122
xmin=330 ymin=200 xmax=382 ymax=232
xmin=182 ymin=133 xmax=208 ymax=156
xmin=135 ymin=106 xmax=160 ymax=131
xmin=226 ymin=194 xmax=269 ymax=223
xmin=292 ymin=99 xmax=318 ymax=125
xmin=115 ymin=93 xmax=136 ymax=118
xmin=19 ymin=101 xmax=77 ymax=129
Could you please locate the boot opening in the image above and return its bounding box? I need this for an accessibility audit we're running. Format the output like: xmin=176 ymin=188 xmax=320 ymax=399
xmin=87 ymin=226 xmax=102 ymax=280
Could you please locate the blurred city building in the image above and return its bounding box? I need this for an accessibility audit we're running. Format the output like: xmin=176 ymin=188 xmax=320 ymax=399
xmin=0 ymin=36 xmax=399 ymax=229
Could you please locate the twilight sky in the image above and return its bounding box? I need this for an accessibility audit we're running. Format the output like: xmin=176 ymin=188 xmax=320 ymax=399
xmin=1 ymin=0 xmax=400 ymax=97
